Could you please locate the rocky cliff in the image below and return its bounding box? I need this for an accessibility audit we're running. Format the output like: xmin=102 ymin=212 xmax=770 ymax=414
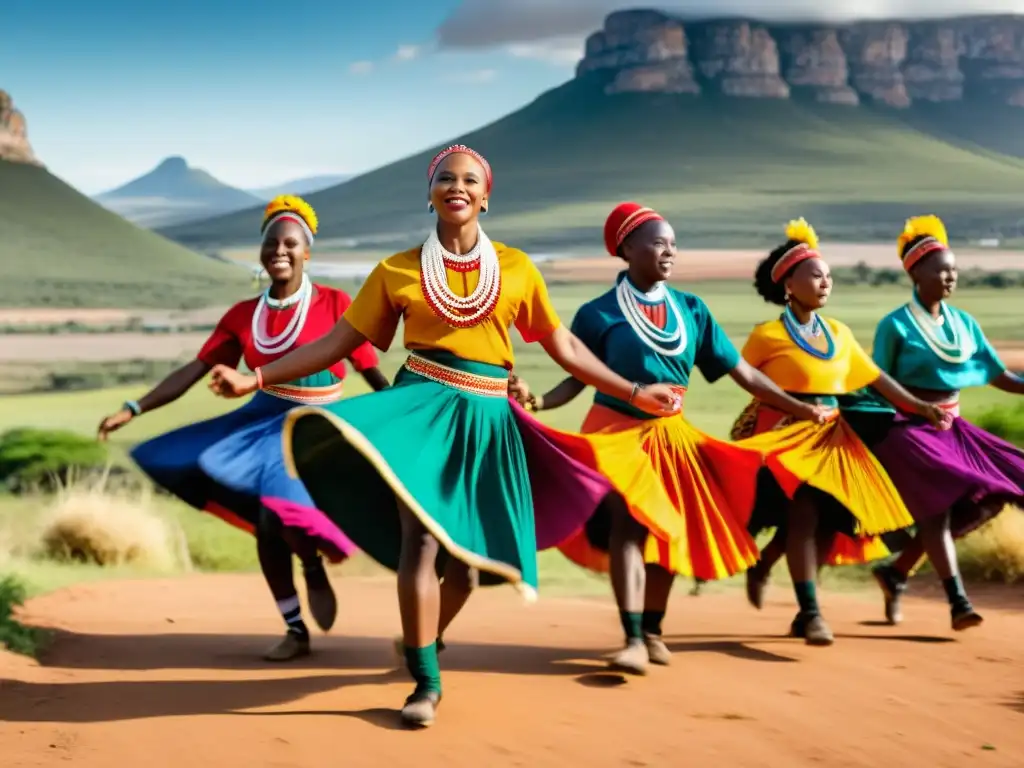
xmin=577 ymin=11 xmax=1024 ymax=107
xmin=0 ymin=90 xmax=39 ymax=164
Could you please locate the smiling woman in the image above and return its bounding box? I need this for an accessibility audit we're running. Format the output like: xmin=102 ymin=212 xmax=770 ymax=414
xmin=95 ymin=195 xmax=390 ymax=662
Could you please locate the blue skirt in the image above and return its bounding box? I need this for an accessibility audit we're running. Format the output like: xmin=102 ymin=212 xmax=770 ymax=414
xmin=130 ymin=392 xmax=356 ymax=560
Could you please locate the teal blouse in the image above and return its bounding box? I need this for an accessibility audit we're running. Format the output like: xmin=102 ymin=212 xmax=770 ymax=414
xmin=872 ymin=298 xmax=1005 ymax=392
xmin=571 ymin=272 xmax=740 ymax=419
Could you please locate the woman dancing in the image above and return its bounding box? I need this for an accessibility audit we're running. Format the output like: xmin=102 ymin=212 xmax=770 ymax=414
xmin=97 ymin=195 xmax=388 ymax=661
xmin=731 ymin=218 xmax=949 ymax=645
xmin=862 ymin=215 xmax=1024 ymax=628
xmin=507 ymin=202 xmax=827 ymax=674
xmin=205 ymin=146 xmax=684 ymax=727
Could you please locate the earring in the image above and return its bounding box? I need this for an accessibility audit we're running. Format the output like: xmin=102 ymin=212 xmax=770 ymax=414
xmin=427 ymin=202 xmax=434 ymax=213
xmin=480 ymin=204 xmax=488 ymax=215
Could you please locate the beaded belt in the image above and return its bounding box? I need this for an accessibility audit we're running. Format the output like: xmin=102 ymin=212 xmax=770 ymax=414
xmin=899 ymin=394 xmax=960 ymax=419
xmin=403 ymin=353 xmax=508 ymax=397
xmin=263 ymin=381 xmax=344 ymax=405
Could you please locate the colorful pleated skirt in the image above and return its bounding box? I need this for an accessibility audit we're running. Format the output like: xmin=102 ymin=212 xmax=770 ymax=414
xmin=556 ymin=399 xmax=763 ymax=580
xmin=731 ymin=398 xmax=911 ymax=565
xmin=275 ymin=350 xmax=622 ymax=598
xmin=131 ymin=389 xmax=356 ymax=562
xmin=867 ymin=401 xmax=1024 ymax=538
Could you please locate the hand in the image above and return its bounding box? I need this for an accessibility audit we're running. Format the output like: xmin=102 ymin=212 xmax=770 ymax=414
xmin=97 ymin=409 xmax=133 ymax=441
xmin=208 ymin=365 xmax=258 ymax=398
xmin=800 ymin=403 xmax=834 ymax=425
xmin=921 ymin=403 xmax=954 ymax=430
xmin=508 ymin=372 xmax=533 ymax=407
xmin=631 ymin=383 xmax=683 ymax=416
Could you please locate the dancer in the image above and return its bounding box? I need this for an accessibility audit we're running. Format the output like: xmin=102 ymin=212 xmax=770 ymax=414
xmin=862 ymin=215 xmax=1024 ymax=628
xmin=507 ymin=202 xmax=828 ymax=674
xmin=97 ymin=195 xmax=388 ymax=661
xmin=731 ymin=218 xmax=950 ymax=645
xmin=205 ymin=145 xmax=684 ymax=727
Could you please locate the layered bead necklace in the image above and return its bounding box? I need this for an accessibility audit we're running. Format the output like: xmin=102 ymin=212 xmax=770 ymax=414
xmin=905 ymin=292 xmax=975 ymax=364
xmin=420 ymin=227 xmax=501 ymax=328
xmin=251 ymin=273 xmax=312 ymax=355
xmin=615 ymin=276 xmax=687 ymax=356
xmin=782 ymin=304 xmax=835 ymax=360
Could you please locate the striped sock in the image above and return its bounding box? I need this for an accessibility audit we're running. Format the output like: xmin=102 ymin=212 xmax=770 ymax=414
xmin=276 ymin=595 xmax=308 ymax=637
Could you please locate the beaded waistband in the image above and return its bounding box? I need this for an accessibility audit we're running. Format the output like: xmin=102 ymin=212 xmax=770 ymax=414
xmin=263 ymin=381 xmax=344 ymax=405
xmin=404 ymin=353 xmax=508 ymax=397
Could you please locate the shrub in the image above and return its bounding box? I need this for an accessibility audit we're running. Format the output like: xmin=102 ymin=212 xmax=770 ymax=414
xmin=0 ymin=574 xmax=44 ymax=657
xmin=0 ymin=428 xmax=127 ymax=493
xmin=957 ymin=507 xmax=1024 ymax=583
xmin=974 ymin=403 xmax=1024 ymax=447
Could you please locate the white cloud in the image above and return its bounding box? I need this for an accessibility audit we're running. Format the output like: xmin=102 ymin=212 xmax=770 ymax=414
xmin=393 ymin=44 xmax=421 ymax=61
xmin=436 ymin=0 xmax=1024 ymax=49
xmin=505 ymin=35 xmax=585 ymax=66
xmin=448 ymin=68 xmax=498 ymax=83
xmin=349 ymin=60 xmax=374 ymax=74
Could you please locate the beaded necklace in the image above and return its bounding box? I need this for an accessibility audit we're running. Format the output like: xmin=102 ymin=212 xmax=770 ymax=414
xmin=419 ymin=227 xmax=501 ymax=328
xmin=904 ymin=291 xmax=974 ymax=364
xmin=251 ymin=273 xmax=312 ymax=355
xmin=781 ymin=304 xmax=835 ymax=360
xmin=615 ymin=276 xmax=687 ymax=357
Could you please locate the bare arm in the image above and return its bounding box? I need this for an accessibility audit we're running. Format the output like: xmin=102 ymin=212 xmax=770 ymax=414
xmin=727 ymin=360 xmax=819 ymax=419
xmin=260 ymin=318 xmax=367 ymax=387
xmin=871 ymin=371 xmax=938 ymax=417
xmin=358 ymin=366 xmax=391 ymax=392
xmin=991 ymin=370 xmax=1024 ymax=395
xmin=135 ymin=359 xmax=211 ymax=413
xmin=538 ymin=325 xmax=636 ymax=402
xmin=533 ymin=376 xmax=587 ymax=412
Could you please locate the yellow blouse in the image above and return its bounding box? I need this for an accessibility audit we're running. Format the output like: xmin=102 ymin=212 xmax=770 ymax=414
xmin=344 ymin=241 xmax=561 ymax=368
xmin=741 ymin=317 xmax=880 ymax=394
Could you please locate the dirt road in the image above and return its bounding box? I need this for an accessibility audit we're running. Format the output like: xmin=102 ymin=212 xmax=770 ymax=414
xmin=0 ymin=575 xmax=1021 ymax=767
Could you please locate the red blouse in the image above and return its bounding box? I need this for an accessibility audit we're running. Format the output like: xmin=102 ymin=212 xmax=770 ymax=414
xmin=197 ymin=284 xmax=379 ymax=378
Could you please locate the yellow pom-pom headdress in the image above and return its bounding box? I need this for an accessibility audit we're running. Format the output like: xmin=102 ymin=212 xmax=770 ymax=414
xmin=771 ymin=217 xmax=822 ymax=283
xmin=261 ymin=194 xmax=318 ymax=245
xmin=897 ymin=215 xmax=948 ymax=272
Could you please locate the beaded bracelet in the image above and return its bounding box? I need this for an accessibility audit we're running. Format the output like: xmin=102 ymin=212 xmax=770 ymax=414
xmin=255 ymin=367 xmax=265 ymax=390
xmin=628 ymin=382 xmax=644 ymax=404
xmin=124 ymin=400 xmax=142 ymax=416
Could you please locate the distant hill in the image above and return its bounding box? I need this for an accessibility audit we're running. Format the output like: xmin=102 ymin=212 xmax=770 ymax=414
xmin=1 ymin=159 xmax=251 ymax=308
xmin=160 ymin=77 xmax=1024 ymax=254
xmin=248 ymin=174 xmax=353 ymax=199
xmin=95 ymin=156 xmax=263 ymax=229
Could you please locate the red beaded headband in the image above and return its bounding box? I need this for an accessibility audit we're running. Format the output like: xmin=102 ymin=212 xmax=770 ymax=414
xmin=901 ymin=236 xmax=945 ymax=272
xmin=427 ymin=144 xmax=493 ymax=193
xmin=770 ymin=242 xmax=819 ymax=283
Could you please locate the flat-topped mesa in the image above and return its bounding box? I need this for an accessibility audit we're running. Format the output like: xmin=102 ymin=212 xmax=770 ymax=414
xmin=573 ymin=10 xmax=1024 ymax=107
xmin=0 ymin=90 xmax=39 ymax=165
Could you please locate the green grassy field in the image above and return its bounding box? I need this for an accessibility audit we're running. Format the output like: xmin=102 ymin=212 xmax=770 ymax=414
xmin=162 ymin=83 xmax=1024 ymax=253
xmin=0 ymin=160 xmax=252 ymax=308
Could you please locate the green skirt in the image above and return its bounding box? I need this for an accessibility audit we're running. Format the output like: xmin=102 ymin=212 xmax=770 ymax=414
xmin=280 ymin=350 xmax=539 ymax=595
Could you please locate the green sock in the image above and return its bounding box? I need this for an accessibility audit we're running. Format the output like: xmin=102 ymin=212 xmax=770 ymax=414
xmin=793 ymin=581 xmax=819 ymax=616
xmin=942 ymin=576 xmax=969 ymax=608
xmin=619 ymin=610 xmax=643 ymax=641
xmin=641 ymin=610 xmax=665 ymax=637
xmin=403 ymin=641 xmax=441 ymax=696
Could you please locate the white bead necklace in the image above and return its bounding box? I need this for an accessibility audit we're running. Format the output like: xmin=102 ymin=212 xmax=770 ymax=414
xmin=252 ymin=273 xmax=312 ymax=355
xmin=905 ymin=293 xmax=974 ymax=364
xmin=615 ymin=277 xmax=687 ymax=356
xmin=420 ymin=227 xmax=501 ymax=328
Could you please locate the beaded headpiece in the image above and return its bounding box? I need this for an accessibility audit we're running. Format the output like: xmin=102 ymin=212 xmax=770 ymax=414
xmin=261 ymin=195 xmax=317 ymax=246
xmin=604 ymin=202 xmax=664 ymax=257
xmin=427 ymin=144 xmax=493 ymax=193
xmin=770 ymin=218 xmax=821 ymax=283
xmin=897 ymin=215 xmax=949 ymax=272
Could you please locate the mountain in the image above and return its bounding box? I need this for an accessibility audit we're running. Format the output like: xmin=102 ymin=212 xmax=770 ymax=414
xmin=0 ymin=90 xmax=38 ymax=165
xmin=95 ymin=156 xmax=263 ymax=228
xmin=248 ymin=174 xmax=353 ymax=199
xmin=1 ymin=159 xmax=251 ymax=308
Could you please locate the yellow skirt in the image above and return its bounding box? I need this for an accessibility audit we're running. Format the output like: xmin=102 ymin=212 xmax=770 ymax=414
xmin=732 ymin=400 xmax=911 ymax=564
xmin=557 ymin=402 xmax=763 ymax=580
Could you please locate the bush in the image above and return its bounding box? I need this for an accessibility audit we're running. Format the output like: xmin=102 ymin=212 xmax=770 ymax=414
xmin=974 ymin=403 xmax=1024 ymax=447
xmin=0 ymin=574 xmax=45 ymax=656
xmin=957 ymin=507 xmax=1024 ymax=583
xmin=0 ymin=428 xmax=112 ymax=493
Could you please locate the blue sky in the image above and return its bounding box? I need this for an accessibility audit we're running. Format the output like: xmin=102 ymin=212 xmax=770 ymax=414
xmin=0 ymin=0 xmax=583 ymax=194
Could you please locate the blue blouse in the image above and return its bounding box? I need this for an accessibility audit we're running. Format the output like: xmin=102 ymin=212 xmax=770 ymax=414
xmin=571 ymin=272 xmax=740 ymax=419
